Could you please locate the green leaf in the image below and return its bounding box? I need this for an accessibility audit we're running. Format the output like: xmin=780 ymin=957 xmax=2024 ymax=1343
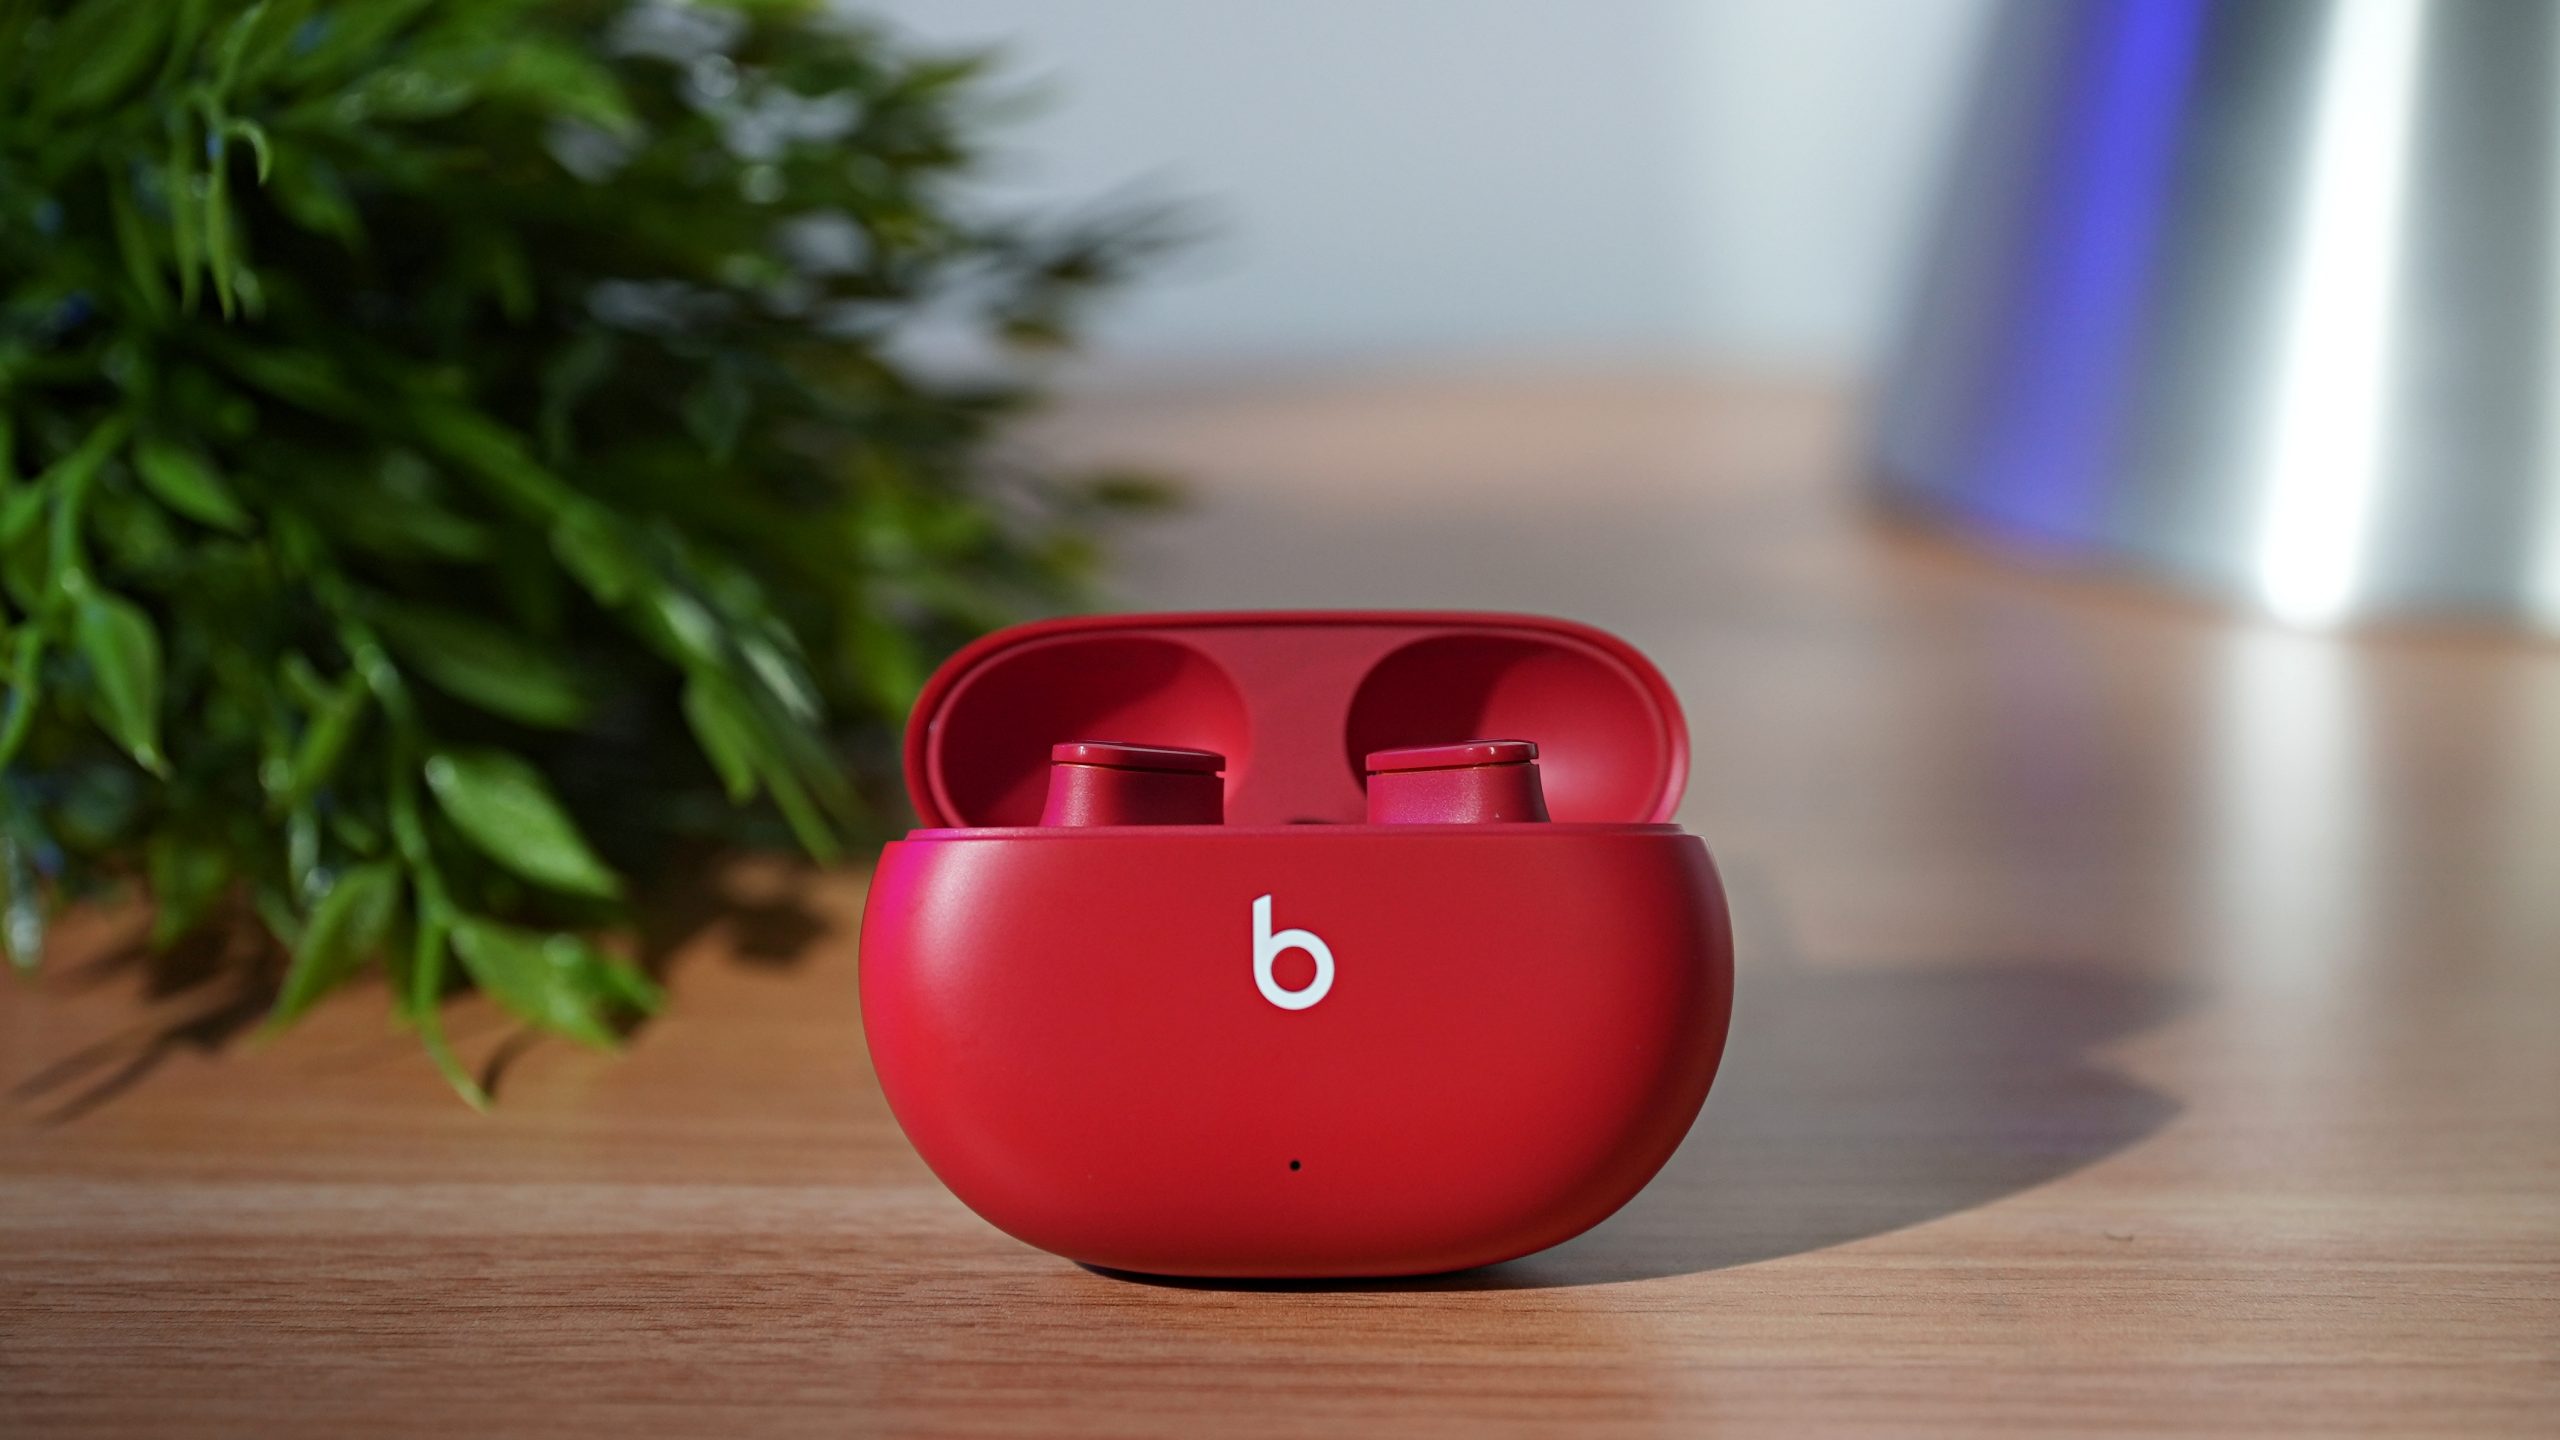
xmin=845 ymin=609 xmax=927 ymax=716
xmin=341 ymin=60 xmax=481 ymax=123
xmin=273 ymin=862 xmax=400 ymax=1024
xmin=214 ymin=342 xmax=369 ymax=420
xmin=279 ymin=651 xmax=335 ymax=710
xmin=210 ymin=0 xmax=273 ymax=94
xmin=304 ymin=454 xmax=490 ymax=561
xmin=485 ymin=40 xmax=637 ymax=136
xmin=577 ymin=945 xmax=664 ymax=1015
xmin=536 ymin=332 xmax=616 ymax=462
xmin=223 ymin=118 xmax=274 ymax=183
xmin=285 ymin=806 xmax=321 ymax=902
xmin=683 ymin=363 xmax=751 ymax=463
xmin=133 ymin=439 xmax=253 ymax=533
xmin=34 ymin=417 xmax=132 ymax=592
xmin=0 ymin=519 xmax=46 ymax=617
xmin=147 ymin=833 xmax=231 ymax=950
xmin=107 ymin=170 xmax=172 ymax=321
xmin=423 ymin=749 xmax=621 ymax=899
xmin=550 ymin=508 xmax=647 ymax=604
xmin=33 ymin=0 xmax=168 ymax=117
xmin=201 ymin=103 xmax=244 ymax=318
xmin=752 ymin=752 xmax=842 ymax=865
xmin=147 ymin=0 xmax=214 ymax=91
xmin=405 ymin=912 xmax=489 ymax=1110
xmin=0 ymin=629 xmax=43 ymax=771
xmin=448 ymin=916 xmax=619 ymax=1048
xmin=2 ymin=836 xmax=44 ymax=973
xmin=370 ymin=606 xmax=590 ymax=729
xmin=682 ymin=673 xmax=762 ymax=803
xmin=270 ymin=0 xmax=428 ymax=85
xmin=404 ymin=398 xmax=573 ymax=515
xmin=74 ymin=591 xmax=166 ymax=774
xmin=739 ymin=632 xmax=821 ymax=724
xmin=645 ymin=589 xmax=722 ymax=669
xmin=0 ymin=490 xmax=40 ymax=547
xmin=279 ymin=671 xmax=367 ymax=808
xmin=166 ymin=110 xmax=205 ymax=312
xmin=267 ymin=151 xmax=361 ymax=244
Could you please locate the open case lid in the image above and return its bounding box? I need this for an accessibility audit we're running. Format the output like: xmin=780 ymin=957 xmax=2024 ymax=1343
xmin=903 ymin=611 xmax=1690 ymax=827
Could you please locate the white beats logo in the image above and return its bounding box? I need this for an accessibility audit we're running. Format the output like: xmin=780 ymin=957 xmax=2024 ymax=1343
xmin=1251 ymin=894 xmax=1334 ymax=1011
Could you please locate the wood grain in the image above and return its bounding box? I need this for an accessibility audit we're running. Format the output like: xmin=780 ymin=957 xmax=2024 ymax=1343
xmin=5 ymin=372 xmax=2557 ymax=1437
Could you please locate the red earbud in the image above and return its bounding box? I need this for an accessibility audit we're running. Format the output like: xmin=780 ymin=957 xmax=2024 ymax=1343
xmin=1364 ymin=739 xmax=1551 ymax=824
xmin=1041 ymin=741 xmax=1226 ymax=826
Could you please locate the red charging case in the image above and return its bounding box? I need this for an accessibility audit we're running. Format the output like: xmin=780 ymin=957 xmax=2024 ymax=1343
xmin=857 ymin=612 xmax=1734 ymax=1277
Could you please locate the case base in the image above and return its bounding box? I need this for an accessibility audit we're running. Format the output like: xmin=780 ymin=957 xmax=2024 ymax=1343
xmin=859 ymin=825 xmax=1733 ymax=1278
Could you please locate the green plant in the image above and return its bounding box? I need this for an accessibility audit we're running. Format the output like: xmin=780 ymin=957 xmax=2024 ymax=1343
xmin=0 ymin=0 xmax=1168 ymax=1102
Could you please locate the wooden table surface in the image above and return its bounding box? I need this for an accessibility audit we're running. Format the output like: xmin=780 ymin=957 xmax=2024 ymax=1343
xmin=5 ymin=373 xmax=2557 ymax=1436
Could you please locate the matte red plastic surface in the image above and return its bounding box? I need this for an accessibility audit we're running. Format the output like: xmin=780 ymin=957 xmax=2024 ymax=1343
xmin=1052 ymin=740 xmax=1224 ymax=773
xmin=861 ymin=611 xmax=1731 ymax=1278
xmin=905 ymin=612 xmax=1687 ymax=828
xmin=1364 ymin=738 xmax=1551 ymax=824
xmin=1039 ymin=742 xmax=1226 ymax=826
xmin=861 ymin=826 xmax=1730 ymax=1277
xmin=1367 ymin=739 xmax=1541 ymax=772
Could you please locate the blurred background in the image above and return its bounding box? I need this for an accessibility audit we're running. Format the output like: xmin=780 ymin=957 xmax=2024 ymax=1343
xmin=878 ymin=0 xmax=2560 ymax=636
xmin=867 ymin=0 xmax=1993 ymax=375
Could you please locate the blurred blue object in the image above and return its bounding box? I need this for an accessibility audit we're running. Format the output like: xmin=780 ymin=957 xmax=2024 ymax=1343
xmin=1877 ymin=0 xmax=2560 ymax=633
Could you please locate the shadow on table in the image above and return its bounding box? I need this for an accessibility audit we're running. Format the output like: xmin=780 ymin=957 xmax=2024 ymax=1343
xmin=8 ymin=858 xmax=830 ymax=1120
xmin=6 ymin=923 xmax=286 ymax=1123
xmin=1109 ymin=920 xmax=2188 ymax=1292
xmin=1505 ymin=952 xmax=2187 ymax=1286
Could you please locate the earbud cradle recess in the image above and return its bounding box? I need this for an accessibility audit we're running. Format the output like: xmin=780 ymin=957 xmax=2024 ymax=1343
xmin=858 ymin=611 xmax=1733 ymax=1278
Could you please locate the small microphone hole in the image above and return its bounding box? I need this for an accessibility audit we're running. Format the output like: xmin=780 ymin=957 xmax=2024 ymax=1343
xmin=1288 ymin=1159 xmax=1302 ymax=1172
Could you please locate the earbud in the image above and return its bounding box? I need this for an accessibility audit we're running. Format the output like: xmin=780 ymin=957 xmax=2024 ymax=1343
xmin=1041 ymin=740 xmax=1226 ymax=826
xmin=1364 ymin=739 xmax=1550 ymax=824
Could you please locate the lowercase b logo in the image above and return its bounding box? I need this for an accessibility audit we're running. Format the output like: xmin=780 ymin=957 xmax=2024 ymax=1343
xmin=1251 ymin=894 xmax=1333 ymax=1010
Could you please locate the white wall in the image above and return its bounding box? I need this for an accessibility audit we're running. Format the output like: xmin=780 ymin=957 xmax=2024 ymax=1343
xmin=856 ymin=0 xmax=1994 ymax=372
